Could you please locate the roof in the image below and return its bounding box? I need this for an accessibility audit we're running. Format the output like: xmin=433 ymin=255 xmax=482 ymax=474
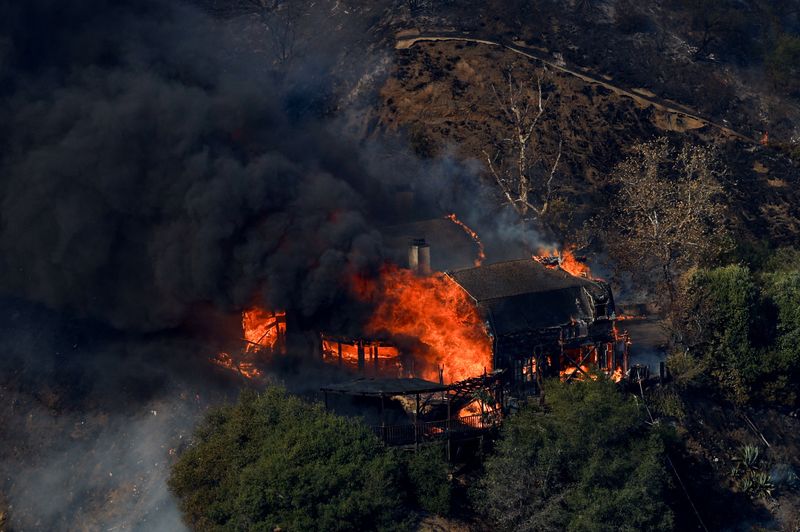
xmin=320 ymin=377 xmax=448 ymax=396
xmin=479 ymin=288 xmax=592 ymax=336
xmin=447 ymin=258 xmax=602 ymax=301
xmin=447 ymin=259 xmax=612 ymax=336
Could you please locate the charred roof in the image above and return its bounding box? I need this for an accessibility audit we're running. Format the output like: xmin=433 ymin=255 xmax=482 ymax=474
xmin=447 ymin=259 xmax=613 ymax=336
xmin=447 ymin=258 xmax=607 ymax=301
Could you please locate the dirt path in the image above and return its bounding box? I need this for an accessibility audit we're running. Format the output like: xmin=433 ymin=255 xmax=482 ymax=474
xmin=396 ymin=31 xmax=758 ymax=144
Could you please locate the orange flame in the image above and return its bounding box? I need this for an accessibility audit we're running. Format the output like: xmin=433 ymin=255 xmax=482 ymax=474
xmin=559 ymin=365 xmax=593 ymax=379
xmin=533 ymin=245 xmax=590 ymax=278
xmin=445 ymin=213 xmax=486 ymax=266
xmin=211 ymin=352 xmax=263 ymax=379
xmin=211 ymin=307 xmax=286 ymax=380
xmin=242 ymin=308 xmax=286 ymax=352
xmin=614 ymin=314 xmax=645 ymax=321
xmin=353 ymin=266 xmax=492 ymax=383
xmin=321 ymin=336 xmax=402 ymax=373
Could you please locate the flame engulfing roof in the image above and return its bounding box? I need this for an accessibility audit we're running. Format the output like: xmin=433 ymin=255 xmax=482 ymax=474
xmin=446 ymin=259 xmax=612 ymax=336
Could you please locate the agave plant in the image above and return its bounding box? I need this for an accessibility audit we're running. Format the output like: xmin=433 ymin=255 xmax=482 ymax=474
xmin=730 ymin=445 xmax=779 ymax=499
xmin=739 ymin=444 xmax=760 ymax=470
xmin=739 ymin=474 xmax=754 ymax=493
xmin=748 ymin=471 xmax=774 ymax=499
xmin=732 ymin=444 xmax=761 ymax=477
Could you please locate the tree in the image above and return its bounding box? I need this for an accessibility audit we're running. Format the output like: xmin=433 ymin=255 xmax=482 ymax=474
xmin=683 ymin=265 xmax=762 ymax=404
xmin=678 ymin=0 xmax=752 ymax=61
xmin=763 ymin=270 xmax=800 ymax=406
xmin=474 ymin=378 xmax=674 ymax=532
xmin=484 ymin=67 xmax=562 ymax=219
xmin=168 ymin=387 xmax=412 ymax=531
xmin=404 ymin=446 xmax=452 ymax=516
xmin=239 ymin=0 xmax=303 ymax=70
xmin=604 ymin=138 xmax=730 ymax=304
xmin=680 ymin=253 xmax=800 ymax=406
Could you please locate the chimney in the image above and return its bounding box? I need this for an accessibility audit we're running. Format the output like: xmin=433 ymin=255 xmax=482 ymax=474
xmin=408 ymin=238 xmax=431 ymax=275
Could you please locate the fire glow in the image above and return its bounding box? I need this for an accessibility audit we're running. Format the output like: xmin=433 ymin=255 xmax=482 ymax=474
xmin=533 ymin=245 xmax=590 ymax=278
xmin=211 ymin=307 xmax=286 ymax=380
xmin=242 ymin=308 xmax=286 ymax=351
xmin=351 ymin=265 xmax=492 ymax=384
xmin=445 ymin=213 xmax=486 ymax=266
xmin=211 ymin=352 xmax=263 ymax=379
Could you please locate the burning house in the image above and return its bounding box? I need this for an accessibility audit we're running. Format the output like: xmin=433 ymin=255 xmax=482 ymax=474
xmin=318 ymin=254 xmax=628 ymax=390
xmin=447 ymin=258 xmax=628 ymax=389
xmin=214 ymin=224 xmax=629 ymax=446
xmin=315 ymin=244 xmax=628 ymax=447
xmin=219 ymin=217 xmax=629 ymax=391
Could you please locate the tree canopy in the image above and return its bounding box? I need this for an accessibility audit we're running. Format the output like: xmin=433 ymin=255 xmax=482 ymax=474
xmin=681 ymin=249 xmax=800 ymax=406
xmin=604 ymin=138 xmax=730 ymax=302
xmin=474 ymin=378 xmax=674 ymax=532
xmin=168 ymin=387 xmax=412 ymax=532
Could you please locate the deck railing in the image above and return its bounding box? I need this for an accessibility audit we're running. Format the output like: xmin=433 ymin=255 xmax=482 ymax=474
xmin=372 ymin=411 xmax=502 ymax=446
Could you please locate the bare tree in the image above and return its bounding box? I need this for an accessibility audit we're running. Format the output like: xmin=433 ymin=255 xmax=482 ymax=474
xmin=240 ymin=0 xmax=302 ymax=69
xmin=604 ymin=138 xmax=731 ymax=303
xmin=483 ymin=67 xmax=562 ymax=219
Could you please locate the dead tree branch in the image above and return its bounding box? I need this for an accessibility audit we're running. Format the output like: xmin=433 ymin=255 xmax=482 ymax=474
xmin=485 ymin=67 xmax=561 ymax=220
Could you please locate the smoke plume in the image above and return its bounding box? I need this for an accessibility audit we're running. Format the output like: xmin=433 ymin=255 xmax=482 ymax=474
xmin=0 ymin=0 xmax=548 ymax=529
xmin=0 ymin=0 xmax=391 ymax=332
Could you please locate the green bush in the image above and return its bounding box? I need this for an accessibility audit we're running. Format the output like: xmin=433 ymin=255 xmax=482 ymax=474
xmin=666 ymin=350 xmax=707 ymax=390
xmin=681 ymin=253 xmax=800 ymax=406
xmin=647 ymin=385 xmax=687 ymax=421
xmin=168 ymin=388 xmax=412 ymax=532
xmin=403 ymin=446 xmax=452 ymax=516
xmin=760 ymin=270 xmax=800 ymax=403
xmin=685 ymin=265 xmax=761 ymax=403
xmin=473 ymin=378 xmax=674 ymax=532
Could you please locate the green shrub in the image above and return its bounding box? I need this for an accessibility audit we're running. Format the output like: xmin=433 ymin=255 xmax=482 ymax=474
xmin=473 ymin=378 xmax=674 ymax=531
xmin=681 ymin=254 xmax=800 ymax=406
xmin=666 ymin=351 xmax=707 ymax=390
xmin=404 ymin=446 xmax=452 ymax=516
xmin=759 ymin=270 xmax=800 ymax=404
xmin=169 ymin=388 xmax=412 ymax=532
xmin=647 ymin=385 xmax=687 ymax=421
xmin=685 ymin=265 xmax=761 ymax=403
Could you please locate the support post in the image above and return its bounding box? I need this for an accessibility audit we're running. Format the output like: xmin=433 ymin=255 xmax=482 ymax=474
xmin=357 ymin=340 xmax=365 ymax=370
xmin=380 ymin=394 xmax=385 ymax=443
xmin=446 ymin=394 xmax=451 ymax=462
xmin=414 ymin=393 xmax=420 ymax=451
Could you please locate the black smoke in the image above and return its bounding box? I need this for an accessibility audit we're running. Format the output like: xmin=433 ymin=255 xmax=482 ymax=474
xmin=0 ymin=0 xmax=400 ymax=528
xmin=0 ymin=0 xmax=391 ymax=333
xmin=0 ymin=1 xmax=549 ymax=528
